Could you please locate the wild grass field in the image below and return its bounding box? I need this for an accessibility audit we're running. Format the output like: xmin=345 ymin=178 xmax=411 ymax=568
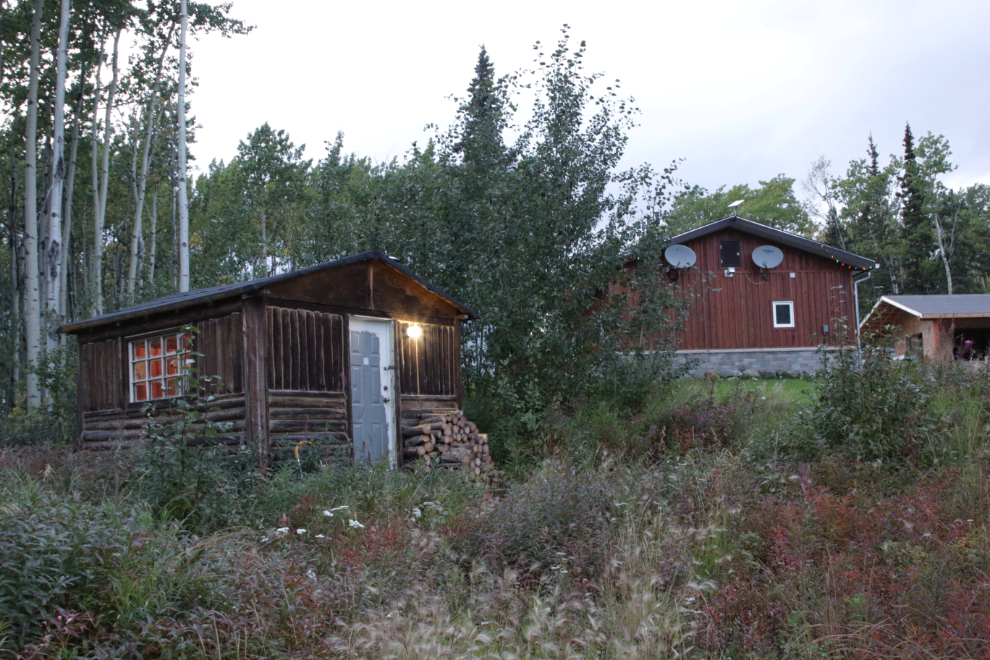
xmin=1 ymin=356 xmax=989 ymax=659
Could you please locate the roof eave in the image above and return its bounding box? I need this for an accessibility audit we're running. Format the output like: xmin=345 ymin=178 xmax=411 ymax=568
xmin=670 ymin=216 xmax=877 ymax=270
xmin=61 ymin=250 xmax=479 ymax=335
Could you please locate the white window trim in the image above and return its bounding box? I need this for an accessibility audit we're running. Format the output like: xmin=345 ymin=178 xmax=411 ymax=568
xmin=772 ymin=301 xmax=795 ymax=328
xmin=128 ymin=329 xmax=194 ymax=403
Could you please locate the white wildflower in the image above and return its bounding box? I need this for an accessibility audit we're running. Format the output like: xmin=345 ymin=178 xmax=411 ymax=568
xmin=349 ymin=519 xmax=365 ymax=529
xmin=323 ymin=510 xmax=333 ymax=517
xmin=296 ymin=528 xmax=306 ymax=534
xmin=412 ymin=507 xmax=422 ymax=519
xmin=315 ymin=534 xmax=325 ymax=539
xmin=275 ymin=527 xmax=289 ymax=536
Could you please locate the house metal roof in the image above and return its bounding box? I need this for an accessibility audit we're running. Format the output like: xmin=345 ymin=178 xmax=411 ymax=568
xmin=61 ymin=250 xmax=479 ymax=334
xmin=863 ymin=294 xmax=990 ymax=326
xmin=669 ymin=215 xmax=879 ymax=271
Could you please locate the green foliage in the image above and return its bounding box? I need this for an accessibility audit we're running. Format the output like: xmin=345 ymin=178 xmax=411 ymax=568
xmin=134 ymin=351 xmax=261 ymax=533
xmin=782 ymin=330 xmax=946 ymax=462
xmin=0 ymin=475 xmax=133 ymax=646
xmin=667 ymin=174 xmax=813 ymax=236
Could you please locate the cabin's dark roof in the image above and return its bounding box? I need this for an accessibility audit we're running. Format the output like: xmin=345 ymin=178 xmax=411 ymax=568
xmin=670 ymin=216 xmax=878 ymax=270
xmin=61 ymin=250 xmax=479 ymax=334
xmin=871 ymin=294 xmax=990 ymax=319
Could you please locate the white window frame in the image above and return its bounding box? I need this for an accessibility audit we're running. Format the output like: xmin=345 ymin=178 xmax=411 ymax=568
xmin=772 ymin=301 xmax=795 ymax=328
xmin=128 ymin=329 xmax=194 ymax=403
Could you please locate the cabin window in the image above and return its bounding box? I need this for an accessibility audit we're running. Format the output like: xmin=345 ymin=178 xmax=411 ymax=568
xmin=720 ymin=241 xmax=741 ymax=267
xmin=129 ymin=330 xmax=193 ymax=402
xmin=772 ymin=301 xmax=795 ymax=328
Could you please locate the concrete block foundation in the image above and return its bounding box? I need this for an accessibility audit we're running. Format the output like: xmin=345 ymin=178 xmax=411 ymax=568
xmin=675 ymin=347 xmax=830 ymax=378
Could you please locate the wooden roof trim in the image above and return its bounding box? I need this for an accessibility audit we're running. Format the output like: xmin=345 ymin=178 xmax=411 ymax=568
xmin=878 ymin=296 xmax=925 ymax=319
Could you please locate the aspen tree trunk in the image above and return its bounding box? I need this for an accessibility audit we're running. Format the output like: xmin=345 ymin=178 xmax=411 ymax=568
xmin=92 ymin=28 xmax=121 ymax=316
xmin=260 ymin=208 xmax=266 ymax=276
xmin=934 ymin=214 xmax=954 ymax=295
xmin=23 ymin=0 xmax=44 ymax=409
xmin=146 ymin=189 xmax=157 ymax=287
xmin=46 ymin=0 xmax=71 ymax=351
xmin=89 ymin=41 xmax=104 ymax=291
xmin=127 ymin=36 xmax=171 ymax=301
xmin=176 ymin=0 xmax=190 ymax=292
xmin=7 ymin=148 xmax=19 ymax=390
xmin=60 ymin=64 xmax=86 ymax=321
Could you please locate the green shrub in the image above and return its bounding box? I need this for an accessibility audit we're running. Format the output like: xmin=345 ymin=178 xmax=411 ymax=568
xmin=783 ymin=331 xmax=947 ymax=462
xmin=0 ymin=477 xmax=134 ymax=645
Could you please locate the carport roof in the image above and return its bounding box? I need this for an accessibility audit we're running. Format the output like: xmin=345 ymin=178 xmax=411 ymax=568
xmin=860 ymin=294 xmax=990 ymax=330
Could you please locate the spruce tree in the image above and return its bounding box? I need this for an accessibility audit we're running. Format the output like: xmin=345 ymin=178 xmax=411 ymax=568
xmin=898 ymin=123 xmax=932 ymax=293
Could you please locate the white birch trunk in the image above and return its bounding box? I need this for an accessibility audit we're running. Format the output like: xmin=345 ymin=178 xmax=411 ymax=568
xmin=177 ymin=0 xmax=190 ymax=292
xmin=146 ymin=189 xmax=157 ymax=287
xmin=89 ymin=41 xmax=104 ymax=294
xmin=46 ymin=0 xmax=71 ymax=351
xmin=933 ymin=214 xmax=954 ymax=295
xmin=127 ymin=37 xmax=170 ymax=301
xmin=23 ymin=0 xmax=44 ymax=409
xmin=60 ymin=65 xmax=85 ymax=321
xmin=92 ymin=28 xmax=121 ymax=316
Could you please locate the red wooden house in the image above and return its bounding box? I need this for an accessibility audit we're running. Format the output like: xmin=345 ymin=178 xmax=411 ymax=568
xmin=655 ymin=216 xmax=877 ymax=376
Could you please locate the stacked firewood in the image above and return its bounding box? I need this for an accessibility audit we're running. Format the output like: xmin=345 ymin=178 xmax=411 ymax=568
xmin=401 ymin=410 xmax=495 ymax=484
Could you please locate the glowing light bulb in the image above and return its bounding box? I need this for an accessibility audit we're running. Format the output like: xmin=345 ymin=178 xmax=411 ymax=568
xmin=406 ymin=324 xmax=423 ymax=339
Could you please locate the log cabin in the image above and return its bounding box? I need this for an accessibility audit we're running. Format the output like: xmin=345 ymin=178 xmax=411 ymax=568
xmin=646 ymin=216 xmax=878 ymax=376
xmin=60 ymin=250 xmax=478 ymax=465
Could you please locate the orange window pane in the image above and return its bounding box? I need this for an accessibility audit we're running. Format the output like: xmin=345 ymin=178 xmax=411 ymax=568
xmin=135 ymin=383 xmax=148 ymax=401
xmin=150 ymin=380 xmax=164 ymax=399
xmin=150 ymin=338 xmax=162 ymax=357
xmin=134 ymin=361 xmax=147 ymax=380
xmin=165 ymin=336 xmax=178 ymax=354
xmin=166 ymin=356 xmax=179 ymax=376
xmin=181 ymin=333 xmax=193 ymax=351
xmin=132 ymin=341 xmax=147 ymax=359
xmin=166 ymin=378 xmax=182 ymax=397
xmin=150 ymin=359 xmax=163 ymax=378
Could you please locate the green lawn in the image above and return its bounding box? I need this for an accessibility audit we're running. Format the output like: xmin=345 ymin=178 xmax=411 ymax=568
xmin=707 ymin=375 xmax=816 ymax=407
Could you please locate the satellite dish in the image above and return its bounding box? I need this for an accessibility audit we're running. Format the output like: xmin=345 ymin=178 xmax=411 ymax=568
xmin=664 ymin=244 xmax=697 ymax=269
xmin=752 ymin=245 xmax=784 ymax=269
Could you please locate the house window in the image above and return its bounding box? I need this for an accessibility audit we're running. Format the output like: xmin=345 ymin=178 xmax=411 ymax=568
xmin=129 ymin=331 xmax=193 ymax=402
xmin=720 ymin=241 xmax=741 ymax=267
xmin=773 ymin=301 xmax=795 ymax=328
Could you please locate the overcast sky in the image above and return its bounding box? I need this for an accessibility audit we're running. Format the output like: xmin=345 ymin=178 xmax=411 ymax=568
xmin=187 ymin=0 xmax=990 ymax=198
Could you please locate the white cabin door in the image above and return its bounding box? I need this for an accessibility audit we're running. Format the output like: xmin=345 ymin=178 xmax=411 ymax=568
xmin=349 ymin=317 xmax=396 ymax=465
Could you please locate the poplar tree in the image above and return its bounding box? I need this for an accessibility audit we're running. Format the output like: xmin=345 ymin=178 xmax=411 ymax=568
xmin=45 ymin=0 xmax=71 ymax=350
xmin=23 ymin=0 xmax=44 ymax=409
xmin=177 ymin=0 xmax=190 ymax=292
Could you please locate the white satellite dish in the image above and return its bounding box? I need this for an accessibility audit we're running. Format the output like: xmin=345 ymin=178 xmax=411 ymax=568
xmin=664 ymin=244 xmax=697 ymax=269
xmin=752 ymin=245 xmax=784 ymax=269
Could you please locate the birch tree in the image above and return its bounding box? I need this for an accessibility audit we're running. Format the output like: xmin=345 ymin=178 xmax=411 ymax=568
xmin=58 ymin=62 xmax=86 ymax=319
xmin=45 ymin=0 xmax=71 ymax=350
xmin=126 ymin=22 xmax=174 ymax=301
xmin=176 ymin=0 xmax=189 ymax=292
xmin=91 ymin=26 xmax=121 ymax=316
xmin=23 ymin=0 xmax=44 ymax=409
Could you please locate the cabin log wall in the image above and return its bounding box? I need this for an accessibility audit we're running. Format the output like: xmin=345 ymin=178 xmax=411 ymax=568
xmin=77 ymin=309 xmax=248 ymax=450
